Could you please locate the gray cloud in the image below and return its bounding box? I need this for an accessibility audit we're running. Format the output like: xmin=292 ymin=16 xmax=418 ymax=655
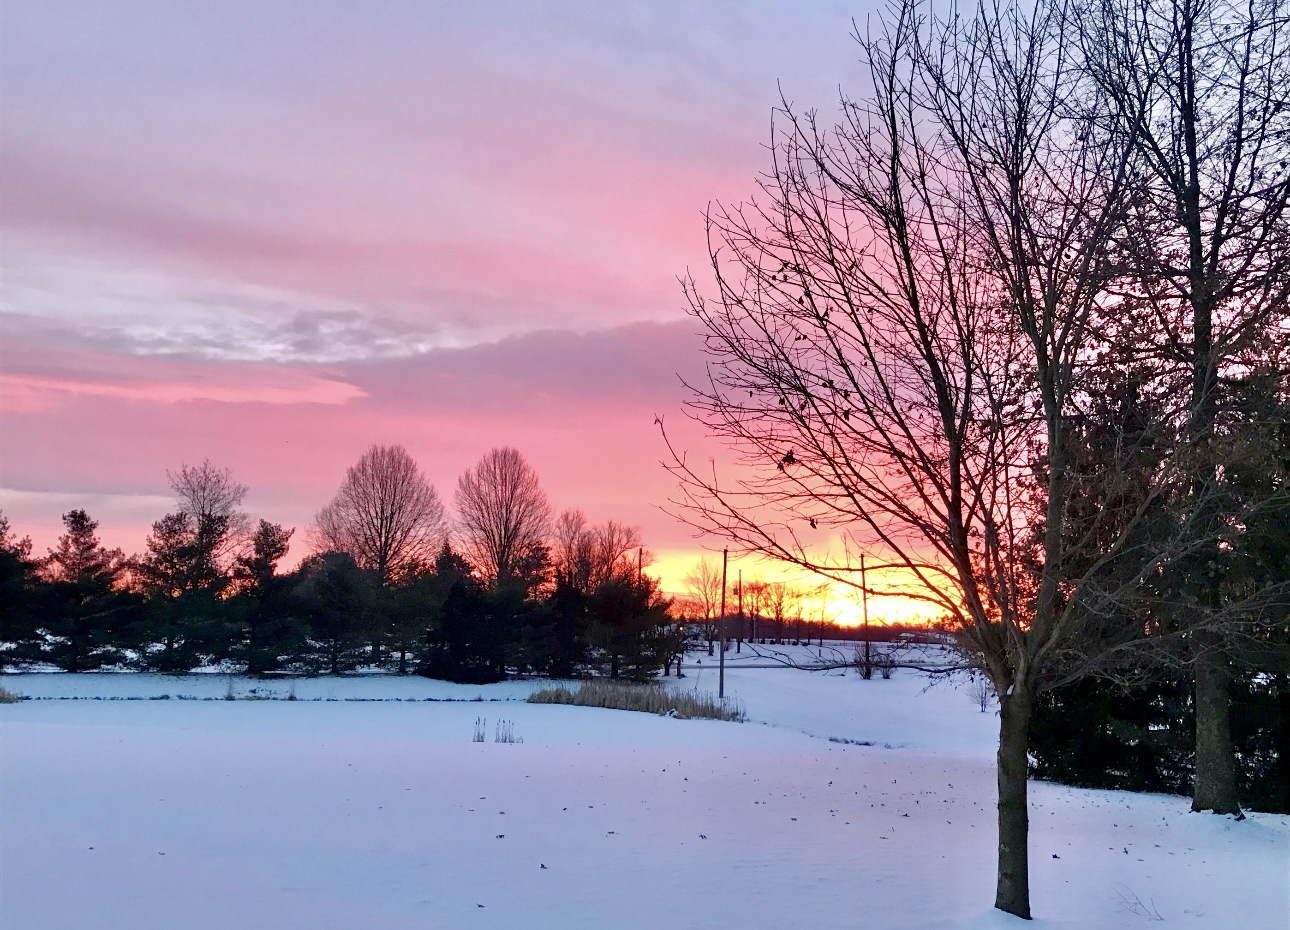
xmin=338 ymin=319 xmax=709 ymax=412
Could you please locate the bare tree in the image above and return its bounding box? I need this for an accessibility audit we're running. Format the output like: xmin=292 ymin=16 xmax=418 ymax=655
xmin=550 ymin=507 xmax=643 ymax=592
xmin=312 ymin=444 xmax=447 ymax=585
xmin=661 ymin=0 xmax=1166 ymax=916
xmin=553 ymin=509 xmax=594 ymax=588
xmin=966 ymin=673 xmax=998 ymax=713
xmin=683 ymin=556 xmax=724 ymax=653
xmin=1077 ymin=0 xmax=1290 ymax=816
xmin=764 ymin=581 xmax=801 ymax=644
xmin=168 ymin=459 xmax=248 ymax=524
xmin=455 ymin=447 xmax=552 ymax=586
xmin=167 ymin=459 xmax=250 ymax=565
xmin=594 ymin=520 xmax=646 ymax=587
xmin=743 ymin=577 xmax=770 ymax=641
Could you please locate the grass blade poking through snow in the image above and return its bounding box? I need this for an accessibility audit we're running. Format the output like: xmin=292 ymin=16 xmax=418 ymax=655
xmin=527 ymin=680 xmax=743 ymax=721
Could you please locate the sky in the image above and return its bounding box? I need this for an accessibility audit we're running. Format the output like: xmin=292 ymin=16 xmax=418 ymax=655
xmin=0 ymin=1 xmax=917 ymax=621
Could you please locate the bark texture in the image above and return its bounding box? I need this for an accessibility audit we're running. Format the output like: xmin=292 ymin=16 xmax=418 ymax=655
xmin=1191 ymin=644 xmax=1240 ymax=814
xmin=996 ymin=689 xmax=1032 ymax=919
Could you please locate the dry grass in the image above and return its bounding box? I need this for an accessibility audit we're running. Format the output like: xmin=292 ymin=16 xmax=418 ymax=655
xmin=528 ymin=680 xmax=744 ymax=721
xmin=0 ymin=686 xmax=22 ymax=704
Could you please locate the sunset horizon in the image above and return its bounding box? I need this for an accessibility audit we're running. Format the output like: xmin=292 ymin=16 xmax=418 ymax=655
xmin=1 ymin=2 xmax=924 ymax=625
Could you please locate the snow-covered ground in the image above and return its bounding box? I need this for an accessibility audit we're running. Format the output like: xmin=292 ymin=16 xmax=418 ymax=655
xmin=2 ymin=647 xmax=1286 ymax=929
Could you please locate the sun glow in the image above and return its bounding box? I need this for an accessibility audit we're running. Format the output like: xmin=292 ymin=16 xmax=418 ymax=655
xmin=652 ymin=549 xmax=947 ymax=628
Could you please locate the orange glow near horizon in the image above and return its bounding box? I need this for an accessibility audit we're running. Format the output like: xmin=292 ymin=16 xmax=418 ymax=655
xmin=651 ymin=548 xmax=946 ymax=628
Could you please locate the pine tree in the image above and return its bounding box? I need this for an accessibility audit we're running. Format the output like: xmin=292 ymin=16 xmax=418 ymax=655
xmin=0 ymin=512 xmax=38 ymax=669
xmin=39 ymin=510 xmax=135 ymax=671
xmin=231 ymin=520 xmax=298 ymax=673
xmin=135 ymin=511 xmax=236 ymax=671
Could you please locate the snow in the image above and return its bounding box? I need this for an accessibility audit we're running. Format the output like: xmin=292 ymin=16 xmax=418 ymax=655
xmin=2 ymin=648 xmax=1286 ymax=929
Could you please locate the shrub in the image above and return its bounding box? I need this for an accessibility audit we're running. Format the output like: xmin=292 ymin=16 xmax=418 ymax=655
xmin=0 ymin=686 xmax=22 ymax=704
xmin=528 ymin=680 xmax=743 ymax=721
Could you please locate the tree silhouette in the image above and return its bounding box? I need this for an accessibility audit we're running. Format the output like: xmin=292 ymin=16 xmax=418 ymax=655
xmin=659 ymin=0 xmax=1178 ymax=915
xmin=455 ymin=447 xmax=551 ymax=586
xmin=39 ymin=510 xmax=134 ymax=671
xmin=313 ymin=444 xmax=447 ymax=586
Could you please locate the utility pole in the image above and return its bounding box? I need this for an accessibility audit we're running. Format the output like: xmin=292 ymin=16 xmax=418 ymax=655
xmin=637 ymin=547 xmax=643 ymax=584
xmin=862 ymin=554 xmax=872 ymax=679
xmin=719 ymin=548 xmax=727 ymax=699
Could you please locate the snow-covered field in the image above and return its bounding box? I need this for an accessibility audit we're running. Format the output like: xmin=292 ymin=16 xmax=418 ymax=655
xmin=2 ymin=647 xmax=1286 ymax=929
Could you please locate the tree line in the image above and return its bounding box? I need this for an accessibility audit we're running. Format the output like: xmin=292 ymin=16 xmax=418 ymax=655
xmin=660 ymin=0 xmax=1288 ymax=916
xmin=0 ymin=447 xmax=682 ymax=683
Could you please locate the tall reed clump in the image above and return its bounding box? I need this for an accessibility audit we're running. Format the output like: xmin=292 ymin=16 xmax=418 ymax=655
xmin=0 ymin=686 xmax=22 ymax=704
xmin=528 ymin=680 xmax=743 ymax=721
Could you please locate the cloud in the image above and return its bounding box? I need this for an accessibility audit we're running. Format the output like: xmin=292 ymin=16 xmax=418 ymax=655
xmin=0 ymin=340 xmax=365 ymax=411
xmin=0 ymin=370 xmax=364 ymax=411
xmin=0 ymin=251 xmax=462 ymax=363
xmin=340 ymin=319 xmax=708 ymax=411
xmin=0 ymin=0 xmax=872 ymax=584
xmin=1 ymin=3 xmax=865 ymax=359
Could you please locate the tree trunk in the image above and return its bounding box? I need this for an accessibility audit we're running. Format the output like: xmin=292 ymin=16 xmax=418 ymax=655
xmin=1192 ymin=644 xmax=1241 ymax=814
xmin=1276 ymin=675 xmax=1290 ymax=814
xmin=995 ymin=688 xmax=1032 ymax=919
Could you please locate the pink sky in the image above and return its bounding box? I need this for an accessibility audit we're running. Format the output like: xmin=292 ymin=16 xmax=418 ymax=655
xmin=1 ymin=2 xmax=892 ymax=616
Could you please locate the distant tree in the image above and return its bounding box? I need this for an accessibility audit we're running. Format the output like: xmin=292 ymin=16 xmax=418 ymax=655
xmin=38 ymin=510 xmax=135 ymax=671
xmin=170 ymin=459 xmax=248 ymax=521
xmin=138 ymin=512 xmax=228 ymax=597
xmin=455 ymin=448 xmax=552 ymax=586
xmin=587 ymin=574 xmax=676 ymax=680
xmin=422 ymin=546 xmax=507 ymax=683
xmin=742 ymin=578 xmax=769 ymax=642
xmin=551 ymin=508 xmax=643 ymax=593
xmin=292 ymin=552 xmax=375 ymax=675
xmin=381 ymin=568 xmax=443 ymax=676
xmin=0 ymin=512 xmax=33 ymax=562
xmin=313 ymin=444 xmax=447 ymax=586
xmin=168 ymin=459 xmax=249 ymax=566
xmin=543 ymin=576 xmax=590 ymax=678
xmin=134 ymin=510 xmax=236 ymax=671
xmin=763 ymin=582 xmax=801 ymax=645
xmin=683 ymin=557 xmax=724 ymax=655
xmin=552 ymin=509 xmax=595 ymax=589
xmin=231 ymin=520 xmax=299 ymax=673
xmin=0 ymin=512 xmax=38 ymax=669
xmin=232 ymin=520 xmax=294 ymax=596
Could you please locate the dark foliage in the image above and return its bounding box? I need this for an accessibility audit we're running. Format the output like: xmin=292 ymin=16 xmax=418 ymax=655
xmin=1031 ymin=670 xmax=1290 ymax=813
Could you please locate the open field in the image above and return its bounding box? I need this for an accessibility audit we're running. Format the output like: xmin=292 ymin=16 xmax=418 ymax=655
xmin=2 ymin=648 xmax=1286 ymax=929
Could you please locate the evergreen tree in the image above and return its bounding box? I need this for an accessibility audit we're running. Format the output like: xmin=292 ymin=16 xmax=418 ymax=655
xmin=291 ymin=552 xmax=374 ymax=675
xmin=38 ymin=510 xmax=135 ymax=671
xmin=0 ymin=512 xmax=38 ymax=669
xmin=587 ymin=574 xmax=676 ymax=680
xmin=420 ymin=545 xmax=512 ymax=683
xmin=230 ymin=520 xmax=300 ymax=673
xmin=543 ymin=577 xmax=589 ymax=678
xmin=381 ymin=568 xmax=440 ymax=675
xmin=134 ymin=511 xmax=236 ymax=672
